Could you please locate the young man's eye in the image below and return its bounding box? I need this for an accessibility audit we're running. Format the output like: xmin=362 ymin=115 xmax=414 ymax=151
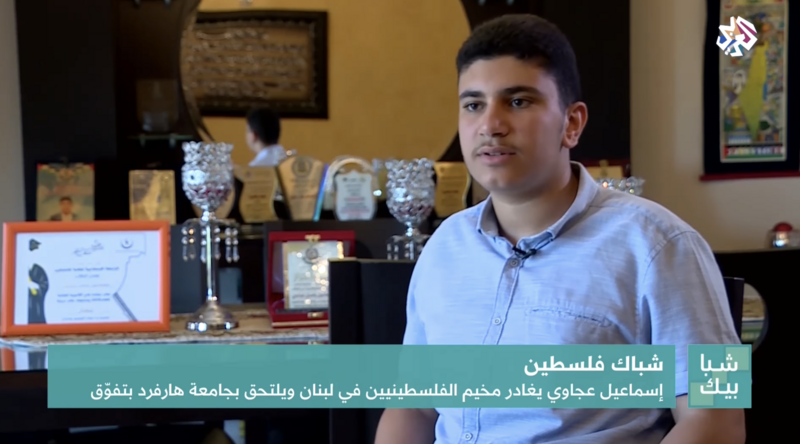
xmin=463 ymin=102 xmax=481 ymax=111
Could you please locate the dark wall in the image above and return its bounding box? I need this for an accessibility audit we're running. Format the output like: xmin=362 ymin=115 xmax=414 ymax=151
xmin=442 ymin=0 xmax=631 ymax=168
xmin=16 ymin=0 xmax=202 ymax=222
xmin=542 ymin=0 xmax=630 ymax=165
xmin=16 ymin=0 xmax=118 ymax=221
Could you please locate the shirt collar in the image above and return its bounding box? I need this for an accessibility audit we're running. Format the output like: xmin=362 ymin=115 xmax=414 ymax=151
xmin=476 ymin=161 xmax=599 ymax=241
xmin=249 ymin=144 xmax=285 ymax=166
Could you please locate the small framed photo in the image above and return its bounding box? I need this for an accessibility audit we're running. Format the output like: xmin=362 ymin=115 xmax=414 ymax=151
xmin=1 ymin=220 xmax=171 ymax=337
xmin=266 ymin=230 xmax=355 ymax=328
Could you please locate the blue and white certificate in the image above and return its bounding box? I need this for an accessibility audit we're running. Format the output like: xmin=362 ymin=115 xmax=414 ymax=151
xmin=13 ymin=231 xmax=162 ymax=325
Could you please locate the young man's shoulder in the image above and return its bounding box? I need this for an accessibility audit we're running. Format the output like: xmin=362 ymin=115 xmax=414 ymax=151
xmin=593 ymin=189 xmax=695 ymax=232
xmin=430 ymin=204 xmax=485 ymax=238
xmin=416 ymin=204 xmax=486 ymax=258
xmin=591 ymin=188 xmax=699 ymax=240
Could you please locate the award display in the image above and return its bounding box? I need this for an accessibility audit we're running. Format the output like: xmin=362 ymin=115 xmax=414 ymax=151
xmin=385 ymin=159 xmax=435 ymax=260
xmin=586 ymin=159 xmax=624 ymax=181
xmin=129 ymin=170 xmax=176 ymax=224
xmin=192 ymin=188 xmax=235 ymax=220
xmin=323 ymin=156 xmax=377 ymax=221
xmin=433 ymin=162 xmax=471 ymax=218
xmin=592 ymin=160 xmax=645 ymax=196
xmin=276 ymin=155 xmax=326 ymax=221
xmin=471 ymin=177 xmax=489 ymax=205
xmin=181 ymin=141 xmax=240 ymax=332
xmin=282 ymin=235 xmax=344 ymax=310
xmin=1 ymin=220 xmax=171 ymax=337
xmin=266 ymin=230 xmax=356 ymax=328
xmin=322 ymin=155 xmax=353 ymax=211
xmin=373 ymin=158 xmax=392 ymax=201
xmin=234 ymin=166 xmax=279 ymax=223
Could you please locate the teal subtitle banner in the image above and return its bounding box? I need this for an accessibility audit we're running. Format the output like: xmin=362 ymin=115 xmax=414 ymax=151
xmin=48 ymin=344 xmax=676 ymax=409
xmin=688 ymin=344 xmax=751 ymax=408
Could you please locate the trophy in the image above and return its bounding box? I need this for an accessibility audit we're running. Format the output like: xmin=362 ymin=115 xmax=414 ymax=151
xmin=372 ymin=158 xmax=394 ymax=201
xmin=594 ymin=160 xmax=645 ymax=196
xmin=234 ymin=165 xmax=279 ymax=223
xmin=597 ymin=176 xmax=645 ymax=195
xmin=386 ymin=159 xmax=435 ymax=260
xmin=276 ymin=155 xmax=327 ymax=221
xmin=323 ymin=156 xmax=378 ymax=221
xmin=180 ymin=141 xmax=240 ymax=331
xmin=767 ymin=222 xmax=800 ymax=248
xmin=613 ymin=176 xmax=645 ymax=195
xmin=433 ymin=162 xmax=471 ymax=217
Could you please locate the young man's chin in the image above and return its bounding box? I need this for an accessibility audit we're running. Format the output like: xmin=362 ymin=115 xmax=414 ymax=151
xmin=476 ymin=173 xmax=527 ymax=190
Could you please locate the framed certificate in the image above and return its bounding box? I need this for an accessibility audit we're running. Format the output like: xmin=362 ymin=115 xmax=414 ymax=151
xmin=266 ymin=230 xmax=355 ymax=328
xmin=1 ymin=220 xmax=171 ymax=336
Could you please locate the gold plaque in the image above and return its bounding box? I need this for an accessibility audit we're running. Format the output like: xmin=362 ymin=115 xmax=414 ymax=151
xmin=129 ymin=170 xmax=176 ymax=224
xmin=434 ymin=162 xmax=471 ymax=217
xmin=471 ymin=178 xmax=489 ymax=205
xmin=375 ymin=158 xmax=391 ymax=202
xmin=276 ymin=155 xmax=326 ymax=221
xmin=282 ymin=234 xmax=344 ymax=310
xmin=234 ymin=166 xmax=278 ymax=223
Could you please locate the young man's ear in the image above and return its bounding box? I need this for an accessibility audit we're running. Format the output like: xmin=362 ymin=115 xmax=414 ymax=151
xmin=561 ymin=101 xmax=588 ymax=150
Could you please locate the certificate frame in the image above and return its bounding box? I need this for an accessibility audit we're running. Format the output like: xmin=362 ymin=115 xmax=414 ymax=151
xmin=1 ymin=220 xmax=171 ymax=337
xmin=266 ymin=230 xmax=355 ymax=328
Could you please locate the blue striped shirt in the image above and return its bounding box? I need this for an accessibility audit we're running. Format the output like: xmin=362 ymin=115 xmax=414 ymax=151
xmin=403 ymin=162 xmax=740 ymax=443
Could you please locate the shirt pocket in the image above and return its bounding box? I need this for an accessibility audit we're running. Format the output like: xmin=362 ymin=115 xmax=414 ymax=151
xmin=523 ymin=304 xmax=621 ymax=345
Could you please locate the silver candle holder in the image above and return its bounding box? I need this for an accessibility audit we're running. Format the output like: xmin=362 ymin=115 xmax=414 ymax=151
xmin=385 ymin=158 xmax=435 ymax=261
xmin=596 ymin=176 xmax=646 ymax=196
xmin=180 ymin=141 xmax=239 ymax=332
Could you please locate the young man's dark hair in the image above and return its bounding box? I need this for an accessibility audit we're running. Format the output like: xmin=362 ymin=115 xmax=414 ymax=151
xmin=59 ymin=196 xmax=72 ymax=203
xmin=246 ymin=107 xmax=281 ymax=145
xmin=455 ymin=14 xmax=581 ymax=110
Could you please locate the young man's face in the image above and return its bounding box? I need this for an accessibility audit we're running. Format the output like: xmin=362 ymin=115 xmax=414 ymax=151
xmin=244 ymin=125 xmax=259 ymax=153
xmin=59 ymin=199 xmax=72 ymax=214
xmin=458 ymin=56 xmax=575 ymax=199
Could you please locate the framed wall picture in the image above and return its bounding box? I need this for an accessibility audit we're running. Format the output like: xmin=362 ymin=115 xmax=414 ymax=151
xmin=181 ymin=9 xmax=329 ymax=119
xmin=1 ymin=220 xmax=171 ymax=337
xmin=703 ymin=0 xmax=799 ymax=180
xmin=36 ymin=163 xmax=95 ymax=222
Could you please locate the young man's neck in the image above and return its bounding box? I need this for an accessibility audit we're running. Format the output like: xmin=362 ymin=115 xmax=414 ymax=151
xmin=491 ymin=164 xmax=579 ymax=246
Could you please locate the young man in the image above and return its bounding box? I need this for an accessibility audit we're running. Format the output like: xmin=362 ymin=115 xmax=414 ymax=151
xmin=49 ymin=196 xmax=77 ymax=221
xmin=245 ymin=107 xmax=290 ymax=167
xmin=375 ymin=14 xmax=744 ymax=444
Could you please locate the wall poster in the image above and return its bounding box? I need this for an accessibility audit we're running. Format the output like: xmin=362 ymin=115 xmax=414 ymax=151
xmin=703 ymin=0 xmax=798 ymax=180
xmin=719 ymin=0 xmax=787 ymax=163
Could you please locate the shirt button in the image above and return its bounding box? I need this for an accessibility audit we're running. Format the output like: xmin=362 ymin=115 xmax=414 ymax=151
xmin=493 ymin=318 xmax=502 ymax=325
xmin=509 ymin=259 xmax=519 ymax=267
xmin=464 ymin=433 xmax=473 ymax=440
